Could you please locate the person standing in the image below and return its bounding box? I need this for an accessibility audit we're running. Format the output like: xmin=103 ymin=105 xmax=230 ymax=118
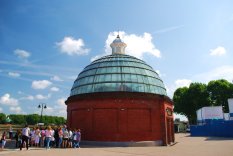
xmin=54 ymin=126 xmax=59 ymax=148
xmin=1 ymin=131 xmax=6 ymax=150
xmin=20 ymin=125 xmax=30 ymax=150
xmin=58 ymin=126 xmax=63 ymax=148
xmin=9 ymin=126 xmax=13 ymax=140
xmin=62 ymin=128 xmax=69 ymax=148
xmin=34 ymin=127 xmax=41 ymax=147
xmin=15 ymin=130 xmax=22 ymax=148
xmin=40 ymin=127 xmax=46 ymax=147
xmin=73 ymin=129 xmax=81 ymax=148
xmin=45 ymin=126 xmax=53 ymax=150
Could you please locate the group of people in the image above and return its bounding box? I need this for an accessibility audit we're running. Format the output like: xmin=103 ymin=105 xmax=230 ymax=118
xmin=15 ymin=124 xmax=81 ymax=150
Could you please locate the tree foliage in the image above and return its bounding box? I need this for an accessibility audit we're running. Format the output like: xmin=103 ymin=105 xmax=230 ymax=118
xmin=0 ymin=113 xmax=66 ymax=125
xmin=207 ymin=79 xmax=233 ymax=112
xmin=173 ymin=79 xmax=233 ymax=124
xmin=0 ymin=113 xmax=7 ymax=124
xmin=173 ymin=83 xmax=210 ymax=124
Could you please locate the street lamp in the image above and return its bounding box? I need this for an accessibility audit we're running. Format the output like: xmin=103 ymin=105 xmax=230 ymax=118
xmin=38 ymin=103 xmax=47 ymax=123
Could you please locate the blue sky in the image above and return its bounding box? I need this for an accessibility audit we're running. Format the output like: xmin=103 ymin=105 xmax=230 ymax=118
xmin=1 ymin=0 xmax=233 ymax=120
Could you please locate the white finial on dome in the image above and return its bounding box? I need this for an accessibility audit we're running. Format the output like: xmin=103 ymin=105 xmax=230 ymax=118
xmin=110 ymin=34 xmax=127 ymax=54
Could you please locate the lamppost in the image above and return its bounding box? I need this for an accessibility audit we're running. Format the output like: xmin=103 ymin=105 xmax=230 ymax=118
xmin=38 ymin=103 xmax=47 ymax=123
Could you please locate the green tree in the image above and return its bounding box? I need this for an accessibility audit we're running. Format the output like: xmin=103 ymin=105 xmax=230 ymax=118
xmin=26 ymin=114 xmax=40 ymax=125
xmin=6 ymin=114 xmax=66 ymax=125
xmin=0 ymin=113 xmax=7 ymax=124
xmin=173 ymin=83 xmax=210 ymax=124
xmin=9 ymin=114 xmax=26 ymax=125
xmin=207 ymin=79 xmax=233 ymax=112
xmin=55 ymin=116 xmax=66 ymax=125
xmin=173 ymin=87 xmax=189 ymax=117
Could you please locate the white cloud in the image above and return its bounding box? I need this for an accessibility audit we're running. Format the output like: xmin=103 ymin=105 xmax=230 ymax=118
xmin=8 ymin=72 xmax=21 ymax=78
xmin=0 ymin=93 xmax=18 ymax=106
xmin=50 ymin=75 xmax=63 ymax=82
xmin=34 ymin=98 xmax=67 ymax=118
xmin=64 ymin=75 xmax=77 ymax=81
xmin=194 ymin=65 xmax=233 ymax=83
xmin=155 ymin=70 xmax=166 ymax=77
xmin=175 ymin=79 xmax=192 ymax=88
xmin=166 ymin=79 xmax=192 ymax=98
xmin=91 ymin=31 xmax=161 ymax=61
xmin=57 ymin=109 xmax=67 ymax=118
xmin=210 ymin=46 xmax=226 ymax=56
xmin=35 ymin=94 xmax=51 ymax=100
xmin=32 ymin=80 xmax=52 ymax=89
xmin=14 ymin=49 xmax=31 ymax=59
xmin=50 ymin=87 xmax=60 ymax=92
xmin=57 ymin=98 xmax=66 ymax=107
xmin=174 ymin=113 xmax=188 ymax=121
xmin=0 ymin=107 xmax=2 ymax=112
xmin=43 ymin=106 xmax=55 ymax=115
xmin=44 ymin=98 xmax=67 ymax=117
xmin=91 ymin=55 xmax=103 ymax=62
xmin=10 ymin=106 xmax=22 ymax=114
xmin=20 ymin=95 xmax=34 ymax=101
xmin=56 ymin=36 xmax=90 ymax=56
xmin=153 ymin=25 xmax=184 ymax=34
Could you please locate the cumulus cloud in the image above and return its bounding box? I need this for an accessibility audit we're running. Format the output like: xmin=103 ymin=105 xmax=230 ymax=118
xmin=50 ymin=87 xmax=60 ymax=92
xmin=32 ymin=80 xmax=52 ymax=89
xmin=56 ymin=36 xmax=90 ymax=56
xmin=8 ymin=72 xmax=21 ymax=78
xmin=175 ymin=79 xmax=192 ymax=88
xmin=45 ymin=98 xmax=67 ymax=117
xmin=210 ymin=46 xmax=226 ymax=56
xmin=91 ymin=31 xmax=161 ymax=61
xmin=166 ymin=79 xmax=192 ymax=98
xmin=57 ymin=98 xmax=66 ymax=107
xmin=194 ymin=65 xmax=233 ymax=83
xmin=50 ymin=75 xmax=63 ymax=82
xmin=0 ymin=93 xmax=18 ymax=106
xmin=20 ymin=95 xmax=34 ymax=101
xmin=67 ymin=76 xmax=77 ymax=81
xmin=35 ymin=94 xmax=51 ymax=100
xmin=35 ymin=98 xmax=67 ymax=117
xmin=44 ymin=106 xmax=54 ymax=114
xmin=10 ymin=106 xmax=22 ymax=114
xmin=155 ymin=70 xmax=166 ymax=77
xmin=14 ymin=49 xmax=31 ymax=59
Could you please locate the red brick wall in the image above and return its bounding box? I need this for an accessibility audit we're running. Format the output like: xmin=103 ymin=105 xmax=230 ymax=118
xmin=66 ymin=92 xmax=174 ymax=144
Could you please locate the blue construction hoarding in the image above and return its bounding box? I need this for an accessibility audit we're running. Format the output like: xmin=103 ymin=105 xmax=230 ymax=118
xmin=190 ymin=120 xmax=233 ymax=137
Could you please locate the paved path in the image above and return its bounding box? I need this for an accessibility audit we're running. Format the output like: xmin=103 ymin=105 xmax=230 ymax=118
xmin=0 ymin=134 xmax=233 ymax=156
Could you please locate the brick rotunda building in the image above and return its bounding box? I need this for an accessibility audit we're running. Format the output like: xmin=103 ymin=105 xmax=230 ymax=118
xmin=66 ymin=35 xmax=174 ymax=146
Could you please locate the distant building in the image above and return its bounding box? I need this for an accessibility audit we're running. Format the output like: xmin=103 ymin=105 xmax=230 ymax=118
xmin=228 ymin=98 xmax=233 ymax=120
xmin=66 ymin=35 xmax=174 ymax=145
xmin=191 ymin=103 xmax=233 ymax=137
xmin=174 ymin=119 xmax=189 ymax=133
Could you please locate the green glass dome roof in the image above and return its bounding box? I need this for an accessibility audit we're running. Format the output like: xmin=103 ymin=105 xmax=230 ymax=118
xmin=70 ymin=54 xmax=167 ymax=96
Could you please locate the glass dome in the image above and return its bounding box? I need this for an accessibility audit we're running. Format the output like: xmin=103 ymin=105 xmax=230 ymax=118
xmin=70 ymin=54 xmax=167 ymax=96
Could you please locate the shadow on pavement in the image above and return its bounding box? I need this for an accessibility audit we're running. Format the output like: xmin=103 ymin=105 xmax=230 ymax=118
xmin=204 ymin=137 xmax=233 ymax=141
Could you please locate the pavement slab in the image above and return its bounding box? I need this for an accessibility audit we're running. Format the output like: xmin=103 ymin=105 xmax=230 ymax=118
xmin=0 ymin=134 xmax=233 ymax=156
